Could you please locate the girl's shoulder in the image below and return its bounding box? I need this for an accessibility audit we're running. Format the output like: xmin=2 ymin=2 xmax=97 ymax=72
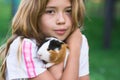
xmin=11 ymin=36 xmax=37 ymax=47
xmin=81 ymin=34 xmax=89 ymax=54
xmin=81 ymin=34 xmax=89 ymax=46
xmin=82 ymin=34 xmax=88 ymax=41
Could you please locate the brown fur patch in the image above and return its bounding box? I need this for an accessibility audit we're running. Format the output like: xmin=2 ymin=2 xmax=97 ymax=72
xmin=49 ymin=44 xmax=68 ymax=64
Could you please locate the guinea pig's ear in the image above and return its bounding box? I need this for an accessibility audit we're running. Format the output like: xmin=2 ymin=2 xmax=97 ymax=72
xmin=48 ymin=40 xmax=63 ymax=50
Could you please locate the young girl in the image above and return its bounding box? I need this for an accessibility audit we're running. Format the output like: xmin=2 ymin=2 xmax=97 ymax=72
xmin=0 ymin=0 xmax=89 ymax=80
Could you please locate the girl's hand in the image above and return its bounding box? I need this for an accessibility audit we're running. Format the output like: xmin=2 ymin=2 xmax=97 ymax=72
xmin=66 ymin=28 xmax=82 ymax=55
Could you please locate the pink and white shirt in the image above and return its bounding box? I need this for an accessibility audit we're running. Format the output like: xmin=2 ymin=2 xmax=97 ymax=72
xmin=5 ymin=35 xmax=89 ymax=80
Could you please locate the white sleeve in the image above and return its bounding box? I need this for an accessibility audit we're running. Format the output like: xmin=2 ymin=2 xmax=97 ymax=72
xmin=79 ymin=35 xmax=89 ymax=77
xmin=21 ymin=39 xmax=47 ymax=78
xmin=6 ymin=38 xmax=47 ymax=80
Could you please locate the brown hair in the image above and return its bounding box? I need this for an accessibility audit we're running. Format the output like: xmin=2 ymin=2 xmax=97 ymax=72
xmin=71 ymin=0 xmax=85 ymax=31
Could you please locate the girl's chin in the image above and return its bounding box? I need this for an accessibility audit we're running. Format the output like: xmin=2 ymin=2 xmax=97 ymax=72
xmin=46 ymin=35 xmax=67 ymax=41
xmin=55 ymin=37 xmax=67 ymax=41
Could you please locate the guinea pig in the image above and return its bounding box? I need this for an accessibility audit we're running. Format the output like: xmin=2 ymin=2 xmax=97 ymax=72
xmin=37 ymin=37 xmax=69 ymax=68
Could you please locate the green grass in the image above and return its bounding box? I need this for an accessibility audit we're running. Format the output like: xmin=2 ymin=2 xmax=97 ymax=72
xmin=89 ymin=48 xmax=120 ymax=80
xmin=0 ymin=0 xmax=120 ymax=80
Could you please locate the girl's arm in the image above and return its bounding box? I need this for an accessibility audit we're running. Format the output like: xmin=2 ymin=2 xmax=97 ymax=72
xmin=79 ymin=75 xmax=90 ymax=80
xmin=29 ymin=70 xmax=56 ymax=80
xmin=61 ymin=29 xmax=82 ymax=80
xmin=29 ymin=64 xmax=63 ymax=80
xmin=46 ymin=29 xmax=82 ymax=80
xmin=48 ymin=62 xmax=64 ymax=80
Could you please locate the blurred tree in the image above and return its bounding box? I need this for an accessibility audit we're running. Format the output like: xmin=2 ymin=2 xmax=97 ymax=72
xmin=104 ymin=0 xmax=116 ymax=49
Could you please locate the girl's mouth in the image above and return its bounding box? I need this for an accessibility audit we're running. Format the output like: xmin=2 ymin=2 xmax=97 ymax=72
xmin=54 ymin=29 xmax=66 ymax=35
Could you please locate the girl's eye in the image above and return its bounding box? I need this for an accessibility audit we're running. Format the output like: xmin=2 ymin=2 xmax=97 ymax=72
xmin=65 ymin=8 xmax=72 ymax=14
xmin=45 ymin=10 xmax=55 ymax=14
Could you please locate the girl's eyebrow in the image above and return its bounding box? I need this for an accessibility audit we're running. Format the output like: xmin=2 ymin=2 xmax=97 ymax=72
xmin=46 ymin=7 xmax=55 ymax=9
xmin=46 ymin=6 xmax=72 ymax=9
xmin=66 ymin=6 xmax=72 ymax=9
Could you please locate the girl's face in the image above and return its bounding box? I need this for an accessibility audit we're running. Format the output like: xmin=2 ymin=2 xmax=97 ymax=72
xmin=39 ymin=0 xmax=72 ymax=41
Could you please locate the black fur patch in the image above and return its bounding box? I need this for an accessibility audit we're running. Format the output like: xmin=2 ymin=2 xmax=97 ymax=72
xmin=47 ymin=40 xmax=63 ymax=51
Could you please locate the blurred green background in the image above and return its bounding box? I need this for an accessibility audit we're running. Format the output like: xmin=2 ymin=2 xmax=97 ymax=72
xmin=0 ymin=0 xmax=120 ymax=80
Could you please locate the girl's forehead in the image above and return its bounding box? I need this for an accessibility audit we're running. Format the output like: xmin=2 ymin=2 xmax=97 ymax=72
xmin=47 ymin=0 xmax=71 ymax=7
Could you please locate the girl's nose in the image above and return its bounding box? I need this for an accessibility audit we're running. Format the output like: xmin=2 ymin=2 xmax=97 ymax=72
xmin=56 ymin=13 xmax=65 ymax=24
